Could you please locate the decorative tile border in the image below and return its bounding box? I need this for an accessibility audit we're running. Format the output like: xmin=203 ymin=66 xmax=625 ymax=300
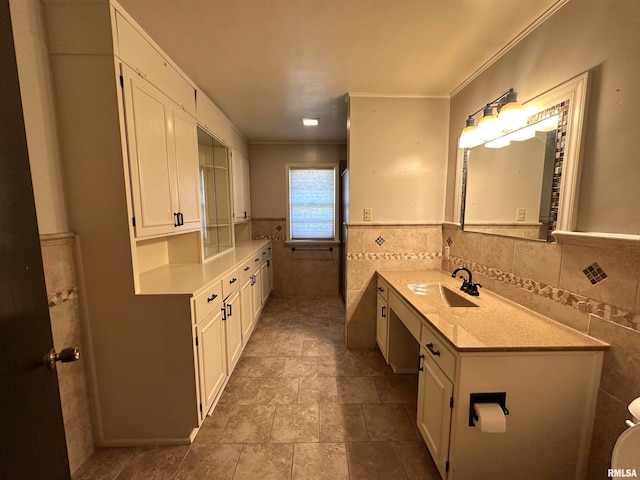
xmin=48 ymin=288 xmax=78 ymax=308
xmin=449 ymin=255 xmax=637 ymax=331
xmin=253 ymin=235 xmax=287 ymax=241
xmin=347 ymin=252 xmax=442 ymax=260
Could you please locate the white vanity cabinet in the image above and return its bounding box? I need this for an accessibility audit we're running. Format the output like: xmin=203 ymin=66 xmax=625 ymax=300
xmin=231 ymin=149 xmax=252 ymax=223
xmin=375 ymin=277 xmax=390 ymax=363
xmin=44 ymin=0 xmax=269 ymax=446
xmin=122 ymin=65 xmax=200 ymax=238
xmin=377 ymin=270 xmax=607 ymax=480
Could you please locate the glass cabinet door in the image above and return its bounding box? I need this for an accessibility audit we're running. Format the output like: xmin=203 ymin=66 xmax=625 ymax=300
xmin=198 ymin=127 xmax=232 ymax=259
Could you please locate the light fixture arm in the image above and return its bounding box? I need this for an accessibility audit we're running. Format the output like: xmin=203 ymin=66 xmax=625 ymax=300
xmin=466 ymin=88 xmax=517 ymax=120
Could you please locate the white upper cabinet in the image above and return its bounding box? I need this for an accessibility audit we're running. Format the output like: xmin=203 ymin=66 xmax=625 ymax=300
xmin=196 ymin=92 xmax=233 ymax=146
xmin=115 ymin=12 xmax=196 ymax=116
xmin=232 ymin=149 xmax=251 ymax=223
xmin=122 ymin=65 xmax=200 ymax=237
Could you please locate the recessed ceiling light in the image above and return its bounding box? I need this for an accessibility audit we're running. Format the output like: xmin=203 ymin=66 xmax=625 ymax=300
xmin=302 ymin=117 xmax=319 ymax=126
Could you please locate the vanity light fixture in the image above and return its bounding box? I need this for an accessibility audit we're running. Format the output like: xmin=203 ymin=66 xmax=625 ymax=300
xmin=458 ymin=88 xmax=525 ymax=149
xmin=302 ymin=117 xmax=320 ymax=126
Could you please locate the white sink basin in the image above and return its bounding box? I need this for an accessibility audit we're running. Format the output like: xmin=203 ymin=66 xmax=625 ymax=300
xmin=407 ymin=283 xmax=479 ymax=308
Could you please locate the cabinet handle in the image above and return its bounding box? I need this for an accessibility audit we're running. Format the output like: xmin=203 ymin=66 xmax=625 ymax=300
xmin=227 ymin=304 xmax=232 ymax=316
xmin=221 ymin=306 xmax=227 ymax=321
xmin=206 ymin=293 xmax=218 ymax=303
xmin=174 ymin=212 xmax=180 ymax=227
xmin=267 ymin=259 xmax=270 ymax=267
xmin=179 ymin=212 xmax=184 ymax=226
xmin=426 ymin=343 xmax=441 ymax=357
xmin=418 ymin=354 xmax=425 ymax=371
xmin=381 ymin=306 xmax=386 ymax=318
xmin=254 ymin=258 xmax=260 ymax=262
xmin=229 ymin=277 xmax=237 ymax=284
xmin=250 ymin=275 xmax=256 ymax=285
xmin=244 ymin=211 xmax=247 ymax=218
xmin=377 ymin=287 xmax=384 ymax=292
xmin=244 ymin=266 xmax=250 ymax=272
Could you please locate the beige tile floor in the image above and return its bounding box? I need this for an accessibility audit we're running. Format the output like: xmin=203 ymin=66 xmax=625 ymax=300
xmin=72 ymin=295 xmax=441 ymax=480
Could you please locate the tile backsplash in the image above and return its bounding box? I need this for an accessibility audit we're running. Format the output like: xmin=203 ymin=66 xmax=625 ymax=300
xmin=252 ymin=218 xmax=339 ymax=297
xmin=345 ymin=223 xmax=442 ymax=348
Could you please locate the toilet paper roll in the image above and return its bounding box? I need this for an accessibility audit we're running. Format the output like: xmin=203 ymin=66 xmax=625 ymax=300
xmin=473 ymin=403 xmax=506 ymax=433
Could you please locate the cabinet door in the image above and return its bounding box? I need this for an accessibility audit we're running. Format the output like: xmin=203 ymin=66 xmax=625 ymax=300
xmin=417 ymin=349 xmax=453 ymax=478
xmin=260 ymin=261 xmax=269 ymax=305
xmin=224 ymin=291 xmax=243 ymax=373
xmin=241 ymin=152 xmax=251 ymax=220
xmin=376 ymin=294 xmax=389 ymax=363
xmin=196 ymin=308 xmax=227 ymax=418
xmin=123 ymin=67 xmax=175 ymax=237
xmin=251 ymin=270 xmax=263 ymax=320
xmin=232 ymin=150 xmax=251 ymax=222
xmin=240 ymin=278 xmax=254 ymax=344
xmin=172 ymin=107 xmax=200 ymax=230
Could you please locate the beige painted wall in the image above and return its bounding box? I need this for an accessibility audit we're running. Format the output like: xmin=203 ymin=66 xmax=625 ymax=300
xmin=445 ymin=0 xmax=640 ymax=235
xmin=348 ymin=96 xmax=449 ymax=222
xmin=11 ymin=0 xmax=69 ymax=235
xmin=248 ymin=143 xmax=344 ymax=219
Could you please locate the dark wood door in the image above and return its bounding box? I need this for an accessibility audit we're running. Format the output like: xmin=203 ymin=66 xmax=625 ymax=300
xmin=0 ymin=2 xmax=71 ymax=478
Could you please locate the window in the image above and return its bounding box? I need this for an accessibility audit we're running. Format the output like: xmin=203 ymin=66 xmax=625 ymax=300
xmin=286 ymin=164 xmax=338 ymax=242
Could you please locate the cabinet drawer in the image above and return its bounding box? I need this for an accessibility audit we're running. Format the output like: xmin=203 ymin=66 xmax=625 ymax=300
xmin=421 ymin=323 xmax=456 ymax=381
xmin=376 ymin=276 xmax=389 ymax=301
xmin=193 ymin=281 xmax=222 ymax=323
xmin=115 ymin=12 xmax=196 ymax=116
xmin=239 ymin=258 xmax=257 ymax=282
xmin=388 ymin=292 xmax=421 ymax=342
xmin=222 ymin=269 xmax=240 ymax=298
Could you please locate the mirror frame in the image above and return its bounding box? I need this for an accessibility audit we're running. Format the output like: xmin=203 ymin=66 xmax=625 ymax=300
xmin=454 ymin=71 xmax=590 ymax=240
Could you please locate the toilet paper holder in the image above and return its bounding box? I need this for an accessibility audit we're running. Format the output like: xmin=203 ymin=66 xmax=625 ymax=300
xmin=468 ymin=392 xmax=510 ymax=427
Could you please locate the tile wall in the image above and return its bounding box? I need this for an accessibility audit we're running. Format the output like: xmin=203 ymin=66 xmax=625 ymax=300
xmin=252 ymin=219 xmax=339 ymax=297
xmin=345 ymin=223 xmax=442 ymax=348
xmin=40 ymin=233 xmax=94 ymax=473
xmin=442 ymin=224 xmax=640 ymax=479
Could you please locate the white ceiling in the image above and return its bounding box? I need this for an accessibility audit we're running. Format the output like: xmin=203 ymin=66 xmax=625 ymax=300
xmin=117 ymin=0 xmax=564 ymax=143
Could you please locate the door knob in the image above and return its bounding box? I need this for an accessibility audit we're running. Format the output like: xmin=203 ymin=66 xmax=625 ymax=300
xmin=46 ymin=346 xmax=80 ymax=370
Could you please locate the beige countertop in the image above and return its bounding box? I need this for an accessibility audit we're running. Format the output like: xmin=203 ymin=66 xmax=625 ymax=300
xmin=138 ymin=239 xmax=271 ymax=295
xmin=377 ymin=269 xmax=608 ymax=352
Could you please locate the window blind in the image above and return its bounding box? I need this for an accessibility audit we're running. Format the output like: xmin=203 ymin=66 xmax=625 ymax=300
xmin=289 ymin=168 xmax=335 ymax=240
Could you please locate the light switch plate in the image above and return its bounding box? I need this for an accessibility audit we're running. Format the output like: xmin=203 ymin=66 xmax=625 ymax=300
xmin=363 ymin=208 xmax=372 ymax=221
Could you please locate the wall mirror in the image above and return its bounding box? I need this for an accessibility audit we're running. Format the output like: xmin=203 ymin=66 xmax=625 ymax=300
xmin=455 ymin=72 xmax=589 ymax=241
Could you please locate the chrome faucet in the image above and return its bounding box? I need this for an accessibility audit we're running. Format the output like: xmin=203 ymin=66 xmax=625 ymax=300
xmin=451 ymin=267 xmax=482 ymax=297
